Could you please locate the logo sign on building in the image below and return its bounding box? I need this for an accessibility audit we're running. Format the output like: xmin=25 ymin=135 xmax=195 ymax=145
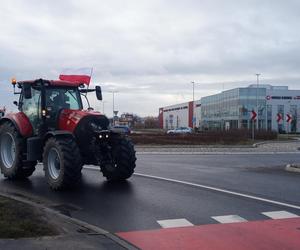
xmin=286 ymin=114 xmax=292 ymax=123
xmin=277 ymin=113 xmax=283 ymax=123
xmin=251 ymin=110 xmax=257 ymax=121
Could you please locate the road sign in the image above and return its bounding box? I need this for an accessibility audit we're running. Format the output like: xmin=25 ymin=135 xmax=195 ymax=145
xmin=251 ymin=110 xmax=257 ymax=121
xmin=277 ymin=113 xmax=283 ymax=123
xmin=286 ymin=114 xmax=292 ymax=123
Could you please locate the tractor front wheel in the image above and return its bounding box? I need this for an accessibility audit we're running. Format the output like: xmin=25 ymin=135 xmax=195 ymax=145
xmin=43 ymin=136 xmax=82 ymax=190
xmin=101 ymin=137 xmax=136 ymax=181
xmin=0 ymin=122 xmax=36 ymax=179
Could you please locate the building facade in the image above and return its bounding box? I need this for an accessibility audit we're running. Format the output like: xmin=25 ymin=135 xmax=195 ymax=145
xmin=159 ymin=85 xmax=300 ymax=133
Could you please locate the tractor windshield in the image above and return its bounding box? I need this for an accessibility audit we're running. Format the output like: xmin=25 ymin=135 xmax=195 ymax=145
xmin=45 ymin=87 xmax=82 ymax=110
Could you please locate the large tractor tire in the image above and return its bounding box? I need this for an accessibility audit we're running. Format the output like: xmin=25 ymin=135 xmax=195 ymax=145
xmin=43 ymin=136 xmax=82 ymax=190
xmin=0 ymin=122 xmax=36 ymax=179
xmin=101 ymin=137 xmax=136 ymax=181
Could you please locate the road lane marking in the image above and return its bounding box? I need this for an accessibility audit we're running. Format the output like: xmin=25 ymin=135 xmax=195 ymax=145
xmin=136 ymin=152 xmax=300 ymax=155
xmin=157 ymin=218 xmax=194 ymax=228
xmin=262 ymin=211 xmax=299 ymax=219
xmin=211 ymin=215 xmax=248 ymax=223
xmin=83 ymin=166 xmax=300 ymax=210
xmin=132 ymin=173 xmax=300 ymax=210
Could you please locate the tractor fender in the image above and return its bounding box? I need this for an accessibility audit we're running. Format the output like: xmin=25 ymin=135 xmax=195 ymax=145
xmin=27 ymin=131 xmax=75 ymax=162
xmin=0 ymin=112 xmax=33 ymax=137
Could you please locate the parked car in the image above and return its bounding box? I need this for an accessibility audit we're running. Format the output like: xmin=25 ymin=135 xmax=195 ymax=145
xmin=167 ymin=127 xmax=193 ymax=134
xmin=112 ymin=125 xmax=131 ymax=134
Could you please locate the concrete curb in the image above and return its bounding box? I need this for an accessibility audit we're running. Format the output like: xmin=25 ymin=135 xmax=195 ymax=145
xmin=0 ymin=191 xmax=137 ymax=250
xmin=253 ymin=139 xmax=300 ymax=148
xmin=285 ymin=164 xmax=300 ymax=173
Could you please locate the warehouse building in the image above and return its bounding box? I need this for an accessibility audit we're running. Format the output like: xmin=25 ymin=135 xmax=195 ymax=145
xmin=159 ymin=84 xmax=300 ymax=133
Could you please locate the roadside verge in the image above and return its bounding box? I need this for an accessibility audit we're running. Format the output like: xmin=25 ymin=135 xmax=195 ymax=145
xmin=0 ymin=191 xmax=137 ymax=250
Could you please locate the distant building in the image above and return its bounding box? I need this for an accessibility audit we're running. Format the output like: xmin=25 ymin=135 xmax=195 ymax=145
xmin=158 ymin=100 xmax=201 ymax=129
xmin=159 ymin=85 xmax=300 ymax=133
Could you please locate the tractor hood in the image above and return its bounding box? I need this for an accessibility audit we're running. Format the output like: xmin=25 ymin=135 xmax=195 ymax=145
xmin=58 ymin=109 xmax=109 ymax=133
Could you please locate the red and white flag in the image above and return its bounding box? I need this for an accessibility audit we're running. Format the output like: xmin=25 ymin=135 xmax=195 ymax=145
xmin=59 ymin=68 xmax=93 ymax=85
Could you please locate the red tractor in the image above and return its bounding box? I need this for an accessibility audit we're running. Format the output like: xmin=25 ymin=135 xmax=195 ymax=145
xmin=0 ymin=79 xmax=136 ymax=190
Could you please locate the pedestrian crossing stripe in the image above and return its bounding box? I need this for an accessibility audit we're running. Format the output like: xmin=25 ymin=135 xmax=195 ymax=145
xmin=155 ymin=211 xmax=298 ymax=229
xmin=212 ymin=215 xmax=248 ymax=223
xmin=157 ymin=218 xmax=194 ymax=228
xmin=262 ymin=210 xmax=299 ymax=219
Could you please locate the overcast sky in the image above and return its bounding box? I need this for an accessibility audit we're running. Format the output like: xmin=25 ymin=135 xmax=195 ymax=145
xmin=1 ymin=0 xmax=300 ymax=116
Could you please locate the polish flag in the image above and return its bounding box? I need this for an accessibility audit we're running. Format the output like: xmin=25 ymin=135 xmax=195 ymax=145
xmin=59 ymin=68 xmax=93 ymax=85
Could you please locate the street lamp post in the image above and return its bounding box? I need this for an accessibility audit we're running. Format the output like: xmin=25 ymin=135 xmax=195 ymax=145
xmin=256 ymin=73 xmax=260 ymax=131
xmin=108 ymin=90 xmax=118 ymax=126
xmin=102 ymin=101 xmax=108 ymax=115
xmin=190 ymin=81 xmax=198 ymax=129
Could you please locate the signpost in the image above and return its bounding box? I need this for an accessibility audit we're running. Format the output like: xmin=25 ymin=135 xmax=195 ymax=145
xmin=286 ymin=114 xmax=292 ymax=123
xmin=277 ymin=113 xmax=283 ymax=123
xmin=286 ymin=114 xmax=292 ymax=134
xmin=251 ymin=110 xmax=257 ymax=140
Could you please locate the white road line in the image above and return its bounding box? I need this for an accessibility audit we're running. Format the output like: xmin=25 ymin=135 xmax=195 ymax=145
xmin=133 ymin=173 xmax=300 ymax=210
xmin=83 ymin=166 xmax=300 ymax=210
xmin=262 ymin=210 xmax=299 ymax=219
xmin=136 ymin=152 xmax=300 ymax=155
xmin=211 ymin=215 xmax=248 ymax=224
xmin=157 ymin=218 xmax=194 ymax=228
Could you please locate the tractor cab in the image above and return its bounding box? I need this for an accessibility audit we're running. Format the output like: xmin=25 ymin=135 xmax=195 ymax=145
xmin=15 ymin=79 xmax=100 ymax=135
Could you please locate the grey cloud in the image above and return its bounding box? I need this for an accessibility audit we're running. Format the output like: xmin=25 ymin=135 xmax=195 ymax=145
xmin=1 ymin=0 xmax=300 ymax=116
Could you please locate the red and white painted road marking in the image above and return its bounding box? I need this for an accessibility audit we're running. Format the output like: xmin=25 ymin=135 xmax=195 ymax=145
xmin=118 ymin=217 xmax=300 ymax=250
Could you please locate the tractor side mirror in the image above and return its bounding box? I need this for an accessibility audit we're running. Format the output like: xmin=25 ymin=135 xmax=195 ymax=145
xmin=95 ymin=86 xmax=102 ymax=101
xmin=23 ymin=83 xmax=32 ymax=99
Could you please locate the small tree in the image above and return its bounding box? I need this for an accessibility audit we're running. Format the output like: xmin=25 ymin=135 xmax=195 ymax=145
xmin=144 ymin=116 xmax=159 ymax=129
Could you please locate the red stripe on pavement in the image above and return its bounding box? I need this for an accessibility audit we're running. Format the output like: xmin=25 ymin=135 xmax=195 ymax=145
xmin=117 ymin=218 xmax=300 ymax=250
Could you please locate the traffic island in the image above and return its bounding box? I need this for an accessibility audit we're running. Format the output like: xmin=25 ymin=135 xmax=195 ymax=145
xmin=285 ymin=164 xmax=300 ymax=173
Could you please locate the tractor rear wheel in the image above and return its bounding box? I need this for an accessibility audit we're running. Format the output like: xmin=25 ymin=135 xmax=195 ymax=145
xmin=101 ymin=137 xmax=136 ymax=181
xmin=0 ymin=122 xmax=36 ymax=179
xmin=43 ymin=136 xmax=82 ymax=190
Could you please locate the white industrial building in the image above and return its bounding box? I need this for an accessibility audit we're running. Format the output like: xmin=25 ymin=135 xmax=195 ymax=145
xmin=159 ymin=85 xmax=300 ymax=133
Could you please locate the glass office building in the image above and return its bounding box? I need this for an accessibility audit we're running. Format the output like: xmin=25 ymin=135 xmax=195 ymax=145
xmin=200 ymin=85 xmax=300 ymax=132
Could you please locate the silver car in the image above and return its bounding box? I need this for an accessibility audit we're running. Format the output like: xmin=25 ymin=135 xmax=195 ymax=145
xmin=167 ymin=127 xmax=193 ymax=134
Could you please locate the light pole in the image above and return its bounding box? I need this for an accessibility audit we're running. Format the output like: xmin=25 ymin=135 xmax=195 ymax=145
xmin=190 ymin=81 xmax=199 ymax=129
xmin=102 ymin=101 xmax=108 ymax=115
xmin=256 ymin=73 xmax=260 ymax=131
xmin=108 ymin=90 xmax=118 ymax=126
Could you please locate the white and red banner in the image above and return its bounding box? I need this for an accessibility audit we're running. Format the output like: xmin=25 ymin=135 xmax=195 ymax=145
xmin=59 ymin=68 xmax=93 ymax=85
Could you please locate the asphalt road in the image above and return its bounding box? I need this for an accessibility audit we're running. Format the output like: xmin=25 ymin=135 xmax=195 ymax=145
xmin=0 ymin=153 xmax=299 ymax=233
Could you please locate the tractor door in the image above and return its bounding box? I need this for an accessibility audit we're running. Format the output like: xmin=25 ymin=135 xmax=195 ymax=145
xmin=19 ymin=87 xmax=41 ymax=135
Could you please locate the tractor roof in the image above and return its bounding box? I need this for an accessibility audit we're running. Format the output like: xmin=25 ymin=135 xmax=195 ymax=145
xmin=18 ymin=79 xmax=83 ymax=87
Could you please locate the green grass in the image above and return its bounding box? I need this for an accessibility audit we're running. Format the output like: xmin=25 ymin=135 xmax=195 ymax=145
xmin=0 ymin=196 xmax=58 ymax=238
